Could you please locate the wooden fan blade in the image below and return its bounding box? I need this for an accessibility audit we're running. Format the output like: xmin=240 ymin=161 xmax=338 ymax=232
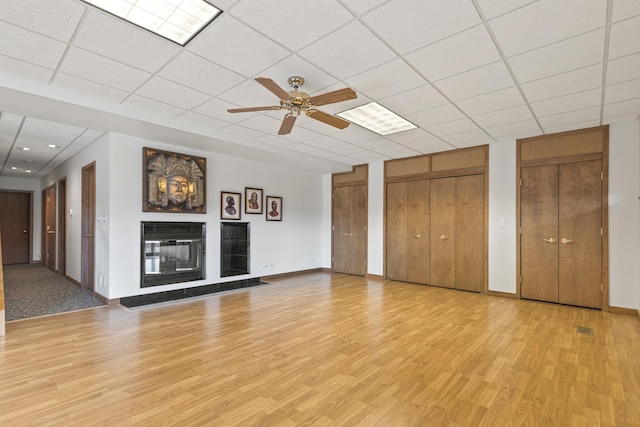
xmin=227 ymin=106 xmax=281 ymax=113
xmin=306 ymin=109 xmax=350 ymax=129
xmin=255 ymin=77 xmax=291 ymax=100
xmin=278 ymin=114 xmax=297 ymax=135
xmin=309 ymin=88 xmax=357 ymax=107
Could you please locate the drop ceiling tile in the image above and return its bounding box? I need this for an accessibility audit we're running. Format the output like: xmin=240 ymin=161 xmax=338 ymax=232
xmin=194 ymin=98 xmax=249 ymax=122
xmin=485 ymin=119 xmax=541 ymax=140
xmin=52 ymin=73 xmax=129 ymax=103
xmin=1 ymin=0 xmax=85 ymax=42
xmin=285 ymin=143 xmax=318 ymax=153
xmin=544 ymin=120 xmax=601 ymax=134
xmin=472 ymin=105 xmax=533 ymax=128
xmin=340 ymin=0 xmax=387 ymax=15
xmin=607 ymin=52 xmax=640 ymax=85
xmin=531 ymin=89 xmax=602 ymax=117
xmin=0 ymin=56 xmax=53 ymax=84
xmin=609 ymin=15 xmax=640 ymax=59
xmin=298 ymin=21 xmax=396 ymax=80
xmin=538 ymin=106 xmax=601 ymax=129
xmin=379 ymin=85 xmax=449 ymax=115
xmin=123 ymin=95 xmax=186 ymax=118
xmin=259 ymin=56 xmax=339 ymax=95
xmin=187 ymin=15 xmax=291 ymax=77
xmin=400 ymin=138 xmax=453 ymax=154
xmin=435 ymin=61 xmax=515 ymax=101
xmin=279 ymin=123 xmax=323 ymax=142
xmin=159 ymin=52 xmax=245 ymax=96
xmin=327 ymin=143 xmax=366 ymax=156
xmin=612 ymin=0 xmax=640 ymax=22
xmin=332 ymin=126 xmax=376 ymax=143
xmin=489 ymin=0 xmax=606 ymax=57
xmin=229 ymin=0 xmax=353 ymax=51
xmin=405 ymin=103 xmax=465 ymax=127
xmin=256 ymin=134 xmax=293 ymax=147
xmin=0 ymin=21 xmax=67 ymax=68
xmin=178 ymin=111 xmax=232 ymax=130
xmin=353 ymin=138 xmax=400 ymax=151
xmin=347 ymin=150 xmax=390 ymax=162
xmin=362 ymin=0 xmax=481 ymax=54
xmin=345 ymin=59 xmax=426 ymax=99
xmin=442 ymin=129 xmax=494 ymax=148
xmin=221 ymin=123 xmax=269 ymax=139
xmin=455 ymin=86 xmax=525 ymax=116
xmin=135 ymin=77 xmax=211 ymax=110
xmin=509 ymin=29 xmax=605 ymax=83
xmin=60 ymin=47 xmax=151 ymax=92
xmin=476 ymin=0 xmax=538 ymax=20
xmin=520 ymin=64 xmax=603 ymax=102
xmin=406 ymin=25 xmax=501 ymax=81
xmin=236 ymin=114 xmax=286 ymax=134
xmin=20 ymin=118 xmax=85 ymax=146
xmin=373 ymin=143 xmax=420 ymax=158
xmin=426 ymin=118 xmax=479 ymax=137
xmin=74 ymin=11 xmax=180 ymax=73
xmin=604 ymin=98 xmax=640 ymax=118
xmin=299 ymin=118 xmax=344 ymax=135
xmin=385 ymin=128 xmax=438 ymax=144
xmin=304 ymin=136 xmax=345 ymax=150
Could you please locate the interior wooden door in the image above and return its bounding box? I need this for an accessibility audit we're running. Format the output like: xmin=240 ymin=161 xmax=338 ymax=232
xmin=455 ymin=175 xmax=484 ymax=292
xmin=81 ymin=163 xmax=96 ymax=291
xmin=430 ymin=177 xmax=456 ymax=288
xmin=406 ymin=180 xmax=430 ymax=284
xmin=332 ymin=184 xmax=367 ymax=276
xmin=0 ymin=191 xmax=30 ymax=264
xmin=521 ymin=165 xmax=560 ymax=302
xmin=333 ymin=185 xmax=350 ymax=274
xmin=44 ymin=185 xmax=56 ymax=272
xmin=386 ymin=182 xmax=408 ymax=281
xmin=558 ymin=160 xmax=602 ymax=308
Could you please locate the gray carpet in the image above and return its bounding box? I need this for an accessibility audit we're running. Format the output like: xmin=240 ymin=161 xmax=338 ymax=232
xmin=3 ymin=264 xmax=104 ymax=321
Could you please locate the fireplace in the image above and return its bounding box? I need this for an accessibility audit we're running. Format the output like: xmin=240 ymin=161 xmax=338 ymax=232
xmin=141 ymin=222 xmax=205 ymax=287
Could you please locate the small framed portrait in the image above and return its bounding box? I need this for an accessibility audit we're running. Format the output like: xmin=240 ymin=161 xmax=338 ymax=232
xmin=266 ymin=196 xmax=282 ymax=221
xmin=245 ymin=187 xmax=263 ymax=214
xmin=221 ymin=191 xmax=241 ymax=220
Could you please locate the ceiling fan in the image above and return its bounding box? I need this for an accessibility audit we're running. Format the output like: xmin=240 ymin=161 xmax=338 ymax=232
xmin=227 ymin=76 xmax=357 ymax=135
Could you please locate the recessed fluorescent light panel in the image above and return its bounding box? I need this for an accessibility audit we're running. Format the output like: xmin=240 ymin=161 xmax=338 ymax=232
xmin=337 ymin=102 xmax=417 ymax=136
xmin=80 ymin=0 xmax=222 ymax=46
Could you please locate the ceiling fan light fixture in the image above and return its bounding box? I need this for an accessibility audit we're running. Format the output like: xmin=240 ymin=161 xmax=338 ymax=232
xmin=337 ymin=102 xmax=417 ymax=136
xmin=80 ymin=0 xmax=222 ymax=45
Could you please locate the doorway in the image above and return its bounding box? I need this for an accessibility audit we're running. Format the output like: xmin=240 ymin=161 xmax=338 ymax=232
xmin=0 ymin=191 xmax=31 ymax=264
xmin=81 ymin=162 xmax=96 ymax=291
xmin=43 ymin=184 xmax=56 ymax=272
xmin=58 ymin=178 xmax=67 ymax=276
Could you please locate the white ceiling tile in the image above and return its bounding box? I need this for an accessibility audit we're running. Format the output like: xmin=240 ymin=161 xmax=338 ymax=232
xmin=531 ymin=89 xmax=602 ymax=117
xmin=476 ymin=0 xmax=538 ymax=20
xmin=60 ymin=47 xmax=151 ymax=92
xmin=20 ymin=117 xmax=85 ymax=145
xmin=256 ymin=134 xmax=293 ymax=148
xmin=435 ymin=61 xmax=515 ymax=101
xmin=327 ymin=143 xmax=365 ymax=156
xmin=74 ymin=11 xmax=180 ymax=73
xmin=52 ymin=73 xmax=129 ymax=103
xmin=298 ymin=21 xmax=397 ymax=79
xmin=604 ymin=97 xmax=640 ymax=118
xmin=455 ymin=86 xmax=525 ymax=116
xmin=406 ymin=25 xmax=501 ymax=81
xmin=543 ymin=120 xmax=601 ymax=134
xmin=442 ymin=130 xmax=494 ymax=148
xmin=385 ymin=128 xmax=438 ymax=144
xmin=159 ymin=52 xmax=245 ymax=96
xmin=340 ymin=0 xmax=387 ymax=15
xmin=400 ymin=138 xmax=453 ymax=154
xmin=538 ymin=106 xmax=601 ymax=129
xmin=217 ymin=78 xmax=281 ymax=107
xmin=221 ymin=123 xmax=269 ymax=139
xmin=0 ymin=0 xmax=85 ymax=42
xmin=353 ymin=138 xmax=396 ymax=150
xmin=345 ymin=59 xmax=426 ymax=99
xmin=332 ymin=126 xmax=377 ymax=143
xmin=405 ymin=104 xmax=465 ymax=127
xmin=509 ymin=29 xmax=605 ymax=83
xmin=236 ymin=114 xmax=287 ymax=134
xmin=489 ymin=0 xmax=606 ymax=56
xmin=279 ymin=122 xmax=323 ymax=141
xmin=0 ymin=113 xmax=22 ymax=149
xmin=259 ymin=55 xmax=339 ymax=94
xmin=609 ymin=15 xmax=640 ymax=59
xmin=606 ymin=79 xmax=640 ymax=104
xmin=373 ymin=143 xmax=420 ymax=158
xmin=612 ymin=0 xmax=640 ymax=23
xmin=346 ymin=150 xmax=389 ymax=162
xmin=178 ymin=111 xmax=232 ymax=130
xmin=362 ymin=0 xmax=481 ymax=54
xmin=520 ymin=64 xmax=603 ymax=102
xmin=229 ymin=0 xmax=353 ymax=51
xmin=122 ymin=95 xmax=186 ymax=118
xmin=379 ymin=85 xmax=449 ymax=115
xmin=304 ymin=136 xmax=345 ymax=150
xmin=607 ymin=52 xmax=640 ymax=85
xmin=604 ymin=113 xmax=640 ymax=124
xmin=472 ymin=105 xmax=533 ymax=128
xmin=0 ymin=21 xmax=67 ymax=68
xmin=284 ymin=143 xmax=318 ymax=153
xmin=0 ymin=56 xmax=53 ymax=84
xmin=187 ymin=15 xmax=291 ymax=77
xmin=193 ymin=98 xmax=249 ymax=122
xmin=135 ymin=77 xmax=211 ymax=110
xmin=485 ymin=119 xmax=541 ymax=140
xmin=426 ymin=118 xmax=479 ymax=137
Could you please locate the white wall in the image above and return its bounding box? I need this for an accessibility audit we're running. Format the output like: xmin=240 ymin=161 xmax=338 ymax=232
xmin=368 ymin=161 xmax=384 ymax=276
xmin=0 ymin=176 xmax=42 ymax=261
xmin=105 ymin=134 xmax=325 ymax=299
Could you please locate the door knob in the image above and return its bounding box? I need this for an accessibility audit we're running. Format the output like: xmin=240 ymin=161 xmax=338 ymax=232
xmin=561 ymin=238 xmax=574 ymax=244
xmin=84 ymin=234 xmax=92 ymax=238
xmin=542 ymin=237 xmax=556 ymax=243
xmin=413 ymin=234 xmax=421 ymax=239
xmin=440 ymin=234 xmax=448 ymax=240
xmin=47 ymin=230 xmax=55 ymax=234
xmin=23 ymin=229 xmax=27 ymax=233
xmin=348 ymin=233 xmax=354 ymax=237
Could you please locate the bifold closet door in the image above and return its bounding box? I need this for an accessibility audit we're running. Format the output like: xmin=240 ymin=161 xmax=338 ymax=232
xmin=386 ymin=182 xmax=408 ymax=281
xmin=520 ymin=161 xmax=602 ymax=308
xmin=455 ymin=174 xmax=484 ymax=292
xmin=430 ymin=177 xmax=456 ymax=288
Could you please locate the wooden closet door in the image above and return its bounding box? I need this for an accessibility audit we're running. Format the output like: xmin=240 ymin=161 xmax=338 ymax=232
xmin=332 ymin=185 xmax=351 ymax=274
xmin=430 ymin=177 xmax=456 ymax=288
xmin=455 ymin=175 xmax=484 ymax=292
xmin=406 ymin=180 xmax=430 ymax=284
xmin=348 ymin=184 xmax=367 ymax=276
xmin=386 ymin=182 xmax=408 ymax=281
xmin=558 ymin=161 xmax=602 ymax=308
xmin=520 ymin=165 xmax=559 ymax=302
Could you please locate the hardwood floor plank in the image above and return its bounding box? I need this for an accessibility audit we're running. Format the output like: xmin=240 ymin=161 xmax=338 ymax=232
xmin=0 ymin=272 xmax=638 ymax=425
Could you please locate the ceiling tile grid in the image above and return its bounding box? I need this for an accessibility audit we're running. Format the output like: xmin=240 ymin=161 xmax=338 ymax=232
xmin=1 ymin=0 xmax=640 ymax=176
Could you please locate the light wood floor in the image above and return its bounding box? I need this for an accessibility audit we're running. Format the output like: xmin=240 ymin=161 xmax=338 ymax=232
xmin=1 ymin=272 xmax=639 ymax=426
